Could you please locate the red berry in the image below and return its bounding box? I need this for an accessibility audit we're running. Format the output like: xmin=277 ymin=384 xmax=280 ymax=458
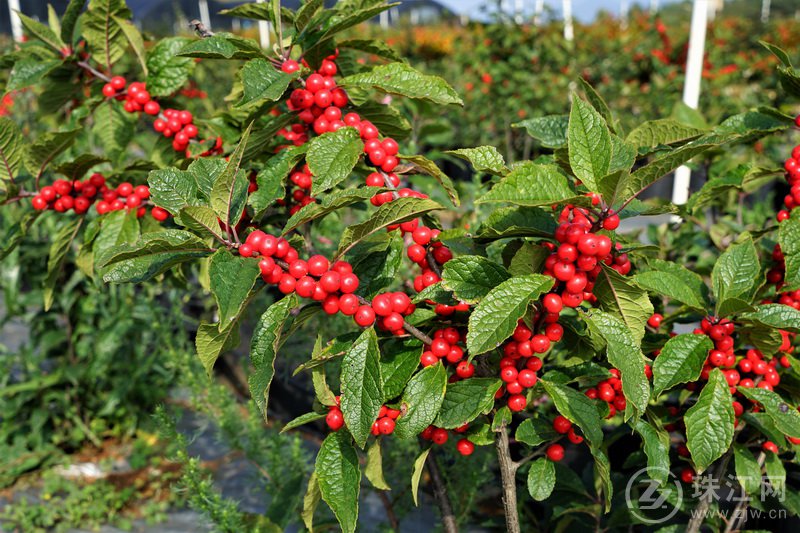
xmin=456 ymin=439 xmax=475 ymax=456
xmin=354 ymin=305 xmax=376 ymax=327
xmin=680 ymin=467 xmax=695 ymax=483
xmin=507 ymin=394 xmax=527 ymax=412
xmin=326 ymin=409 xmax=344 ymax=431
xmin=553 ymin=415 xmax=571 ymax=434
xmin=546 ymin=443 xmax=565 ymax=462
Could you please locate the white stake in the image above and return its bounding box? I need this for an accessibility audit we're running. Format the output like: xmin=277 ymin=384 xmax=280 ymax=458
xmin=8 ymin=0 xmax=23 ymax=42
xmin=621 ymin=0 xmax=629 ymax=30
xmin=515 ymin=0 xmax=523 ymax=24
xmin=562 ymin=0 xmax=573 ymax=41
xmin=761 ymin=0 xmax=771 ymax=23
xmin=672 ymin=0 xmax=708 ymax=208
xmin=650 ymin=0 xmax=659 ymax=12
xmin=198 ymin=0 xmax=211 ymax=29
xmin=534 ymin=0 xmax=544 ymax=25
xmin=256 ymin=0 xmax=270 ymax=49
xmin=380 ymin=9 xmax=389 ymax=29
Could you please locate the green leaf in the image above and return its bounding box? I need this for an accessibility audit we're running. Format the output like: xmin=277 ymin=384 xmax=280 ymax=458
xmin=281 ymin=411 xmax=326 ymax=433
xmin=93 ymin=209 xmax=140 ymax=266
xmin=209 ymin=251 xmax=260 ymax=330
xmin=352 ymin=101 xmax=411 ymax=140
xmin=348 ymin=232 xmax=403 ymax=298
xmin=515 ymin=418 xmax=558 ymax=447
xmin=61 ymin=0 xmax=85 ymax=43
xmin=476 ymin=162 xmax=579 ymax=207
xmin=508 ymin=242 xmax=549 ymax=276
xmin=92 ymin=100 xmax=136 ymax=162
xmin=249 ymin=295 xmax=297 ymax=417
xmin=195 ymin=321 xmax=241 ymax=376
xmin=631 ymin=419 xmax=670 ymax=484
xmin=394 ymin=363 xmax=447 ymax=439
xmin=211 ymin=124 xmax=252 ymax=228
xmin=43 ymin=218 xmax=82 ymax=311
xmin=568 ymin=94 xmax=611 ymax=193
xmin=778 ymin=210 xmax=800 ymax=291
xmin=178 ymin=34 xmax=264 ymax=60
xmin=512 ymin=115 xmax=569 ymax=148
xmin=685 ymin=368 xmax=734 ymax=473
xmin=589 ymin=445 xmax=613 ymax=511
xmin=307 ymin=127 xmax=363 ymax=195
xmin=101 ymin=230 xmax=212 ymax=283
xmin=410 ymin=448 xmax=430 ymax=506
xmin=0 ymin=118 xmax=23 ymax=183
xmin=593 ymin=265 xmax=653 ymax=343
xmin=737 ymin=387 xmax=800 ymax=439
xmin=83 ymin=0 xmax=132 ymax=70
xmin=377 ymin=340 xmax=421 ymax=401
xmin=339 ymin=38 xmax=401 ymax=61
xmin=341 ymin=62 xmax=462 ymax=106
xmin=527 ymin=458 xmax=556 ymax=501
xmin=764 ymin=452 xmax=785 ymax=492
xmin=578 ymin=78 xmax=616 ymax=133
xmin=540 ymin=380 xmax=604 ymax=446
xmin=179 ymin=206 xmax=227 ymax=242
xmin=8 ymin=59 xmax=60 ymax=91
xmin=238 ymin=59 xmax=298 ymax=107
xmin=441 ymin=255 xmax=510 ymax=304
xmin=739 ymin=304 xmax=800 ymax=333
xmin=301 ymin=472 xmax=321 ymax=531
xmin=337 ymin=198 xmax=443 ymax=256
xmin=582 ymin=310 xmax=650 ymax=418
xmin=712 ymin=235 xmax=762 ymax=315
xmin=16 ymin=12 xmax=64 ymax=51
xmin=25 ymin=129 xmax=80 ymax=178
xmin=466 ymin=275 xmax=554 ymax=355
xmin=434 ymin=378 xmax=502 ymax=429
xmin=146 ymin=38 xmax=195 ymax=97
xmin=111 ymin=15 xmax=147 ymax=74
xmin=316 ymin=432 xmax=360 ymax=533
xmin=633 ymin=259 xmax=708 ymax=311
xmin=340 ymin=328 xmax=384 ymax=448
xmin=652 ymin=334 xmax=714 ymax=397
xmin=365 ymin=440 xmax=390 ymax=490
xmin=53 ymin=154 xmax=108 ymax=181
xmin=446 ymin=146 xmax=507 ymax=175
xmin=625 ymin=119 xmax=705 ymax=150
xmin=733 ymin=444 xmax=762 ymax=496
xmin=397 ymin=153 xmax=459 ymax=207
xmin=475 ymin=206 xmax=557 ymax=240
xmin=249 ymin=148 xmax=304 ymax=217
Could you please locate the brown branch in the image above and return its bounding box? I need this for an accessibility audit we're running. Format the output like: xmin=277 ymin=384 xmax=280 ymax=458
xmin=686 ymin=450 xmax=734 ymax=533
xmin=426 ymin=450 xmax=459 ymax=533
xmin=77 ymin=60 xmax=111 ymax=82
xmin=377 ymin=491 xmax=400 ymax=531
xmin=495 ymin=425 xmax=521 ymax=533
xmin=722 ymin=451 xmax=766 ymax=533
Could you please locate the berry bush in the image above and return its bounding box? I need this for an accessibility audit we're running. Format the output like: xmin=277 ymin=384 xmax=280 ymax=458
xmin=4 ymin=1 xmax=800 ymax=531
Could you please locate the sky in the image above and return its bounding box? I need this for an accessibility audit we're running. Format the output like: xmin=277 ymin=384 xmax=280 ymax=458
xmin=435 ymin=0 xmax=683 ymax=23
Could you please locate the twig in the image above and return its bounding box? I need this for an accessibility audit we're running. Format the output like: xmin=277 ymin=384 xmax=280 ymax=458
xmin=723 ymin=451 xmax=766 ymax=533
xmin=76 ymin=60 xmax=111 ymax=82
xmin=495 ymin=425 xmax=521 ymax=533
xmin=377 ymin=491 xmax=400 ymax=531
xmin=354 ymin=294 xmax=434 ymax=345
xmin=426 ymin=450 xmax=459 ymax=533
xmin=686 ymin=450 xmax=734 ymax=533
xmin=189 ymin=19 xmax=215 ymax=38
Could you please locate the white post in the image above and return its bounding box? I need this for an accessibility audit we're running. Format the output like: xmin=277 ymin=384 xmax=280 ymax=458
xmin=761 ymin=0 xmax=770 ymax=23
xmin=198 ymin=0 xmax=211 ymax=29
xmin=515 ymin=0 xmax=523 ymax=24
xmin=256 ymin=0 xmax=271 ymax=49
xmin=562 ymin=0 xmax=573 ymax=41
xmin=534 ymin=0 xmax=544 ymax=25
xmin=8 ymin=0 xmax=23 ymax=42
xmin=620 ymin=0 xmax=629 ymax=29
xmin=672 ymin=0 xmax=708 ymax=207
xmin=380 ymin=10 xmax=389 ymax=29
xmin=650 ymin=0 xmax=659 ymax=12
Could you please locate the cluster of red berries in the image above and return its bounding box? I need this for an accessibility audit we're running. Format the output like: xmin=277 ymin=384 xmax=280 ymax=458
xmin=421 ymin=424 xmax=475 ymax=456
xmin=31 ymin=174 xmax=104 ymax=214
xmin=282 ymin=163 xmax=316 ymax=215
xmin=495 ymin=323 xmax=552 ymax=412
xmin=101 ymin=76 xmax=205 ymax=154
xmin=691 ymin=317 xmax=787 ymax=393
xmin=541 ymin=206 xmax=624 ymax=309
xmin=779 ymin=142 xmax=800 ymax=221
xmin=584 ymin=368 xmax=633 ymax=418
xmin=420 ymin=327 xmax=474 ymax=375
